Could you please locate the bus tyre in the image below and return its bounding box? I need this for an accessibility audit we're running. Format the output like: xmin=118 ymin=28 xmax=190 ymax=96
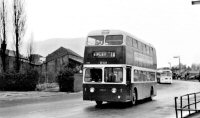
xmin=131 ymin=91 xmax=137 ymax=105
xmin=96 ymin=101 xmax=103 ymax=106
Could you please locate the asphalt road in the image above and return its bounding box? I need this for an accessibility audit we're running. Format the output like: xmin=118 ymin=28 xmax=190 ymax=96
xmin=0 ymin=80 xmax=200 ymax=118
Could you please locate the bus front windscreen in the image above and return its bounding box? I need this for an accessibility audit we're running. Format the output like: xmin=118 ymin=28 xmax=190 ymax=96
xmin=104 ymin=67 xmax=123 ymax=83
xmin=105 ymin=35 xmax=123 ymax=45
xmin=161 ymin=71 xmax=172 ymax=76
xmin=84 ymin=68 xmax=102 ymax=82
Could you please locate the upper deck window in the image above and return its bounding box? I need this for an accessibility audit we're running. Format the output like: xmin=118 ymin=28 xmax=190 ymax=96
xmin=105 ymin=35 xmax=123 ymax=45
xmin=87 ymin=36 xmax=104 ymax=46
xmin=133 ymin=38 xmax=138 ymax=48
xmin=126 ymin=36 xmax=133 ymax=47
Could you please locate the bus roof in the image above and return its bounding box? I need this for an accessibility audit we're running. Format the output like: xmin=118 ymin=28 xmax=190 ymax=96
xmin=87 ymin=29 xmax=155 ymax=48
xmin=157 ymin=69 xmax=172 ymax=73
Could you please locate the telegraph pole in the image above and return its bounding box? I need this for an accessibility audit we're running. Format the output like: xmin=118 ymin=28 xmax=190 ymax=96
xmin=174 ymin=56 xmax=181 ymax=76
xmin=168 ymin=62 xmax=171 ymax=69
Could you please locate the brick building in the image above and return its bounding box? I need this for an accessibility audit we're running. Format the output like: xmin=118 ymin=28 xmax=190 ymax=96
xmin=43 ymin=47 xmax=83 ymax=82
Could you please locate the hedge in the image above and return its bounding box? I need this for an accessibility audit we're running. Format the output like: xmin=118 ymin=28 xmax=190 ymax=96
xmin=0 ymin=70 xmax=39 ymax=91
xmin=56 ymin=67 xmax=74 ymax=92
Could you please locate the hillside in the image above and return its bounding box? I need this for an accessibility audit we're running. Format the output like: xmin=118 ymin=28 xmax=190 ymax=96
xmin=33 ymin=38 xmax=85 ymax=57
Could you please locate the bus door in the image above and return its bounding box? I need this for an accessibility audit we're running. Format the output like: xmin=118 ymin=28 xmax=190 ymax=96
xmin=126 ymin=67 xmax=131 ymax=97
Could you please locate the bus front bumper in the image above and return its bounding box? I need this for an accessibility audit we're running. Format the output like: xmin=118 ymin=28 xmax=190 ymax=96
xmin=83 ymin=84 xmax=130 ymax=102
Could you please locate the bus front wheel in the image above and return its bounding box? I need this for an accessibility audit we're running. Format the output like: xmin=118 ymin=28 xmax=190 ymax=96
xmin=96 ymin=101 xmax=103 ymax=106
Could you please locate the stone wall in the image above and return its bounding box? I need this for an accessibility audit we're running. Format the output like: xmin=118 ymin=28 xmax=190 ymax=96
xmin=73 ymin=73 xmax=83 ymax=92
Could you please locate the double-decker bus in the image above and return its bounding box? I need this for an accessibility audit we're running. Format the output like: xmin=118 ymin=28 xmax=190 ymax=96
xmin=83 ymin=30 xmax=157 ymax=106
xmin=157 ymin=69 xmax=172 ymax=84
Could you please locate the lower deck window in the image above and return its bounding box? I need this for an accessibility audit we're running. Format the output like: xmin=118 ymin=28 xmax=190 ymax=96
xmin=104 ymin=67 xmax=123 ymax=83
xmin=134 ymin=70 xmax=155 ymax=82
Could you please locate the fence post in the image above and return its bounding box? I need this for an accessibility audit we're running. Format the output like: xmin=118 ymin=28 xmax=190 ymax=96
xmin=188 ymin=94 xmax=190 ymax=115
xmin=194 ymin=93 xmax=197 ymax=112
xmin=181 ymin=96 xmax=183 ymax=118
xmin=175 ymin=97 xmax=178 ymax=118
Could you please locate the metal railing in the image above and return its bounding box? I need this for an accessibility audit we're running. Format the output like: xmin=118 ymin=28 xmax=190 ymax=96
xmin=175 ymin=92 xmax=200 ymax=118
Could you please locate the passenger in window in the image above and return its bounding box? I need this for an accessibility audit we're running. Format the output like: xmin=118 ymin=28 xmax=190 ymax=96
xmin=91 ymin=71 xmax=101 ymax=82
xmin=108 ymin=73 xmax=116 ymax=82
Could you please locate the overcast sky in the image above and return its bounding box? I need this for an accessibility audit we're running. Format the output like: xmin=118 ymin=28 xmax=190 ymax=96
xmin=24 ymin=0 xmax=200 ymax=68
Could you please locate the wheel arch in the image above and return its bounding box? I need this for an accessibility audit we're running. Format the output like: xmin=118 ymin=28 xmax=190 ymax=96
xmin=150 ymin=86 xmax=154 ymax=95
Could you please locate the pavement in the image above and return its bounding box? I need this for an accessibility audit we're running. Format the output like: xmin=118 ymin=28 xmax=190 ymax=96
xmin=0 ymin=87 xmax=63 ymax=101
xmin=0 ymin=86 xmax=84 ymax=108
xmin=185 ymin=112 xmax=200 ymax=118
xmin=0 ymin=91 xmax=65 ymax=101
xmin=184 ymin=111 xmax=200 ymax=118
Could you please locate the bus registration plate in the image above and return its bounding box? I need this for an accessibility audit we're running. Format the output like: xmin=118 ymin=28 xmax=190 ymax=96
xmin=99 ymin=89 xmax=106 ymax=92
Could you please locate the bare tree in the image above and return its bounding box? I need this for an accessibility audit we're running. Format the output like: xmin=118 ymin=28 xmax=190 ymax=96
xmin=191 ymin=63 xmax=200 ymax=71
xmin=0 ymin=0 xmax=8 ymax=72
xmin=27 ymin=33 xmax=34 ymax=64
xmin=13 ymin=0 xmax=26 ymax=72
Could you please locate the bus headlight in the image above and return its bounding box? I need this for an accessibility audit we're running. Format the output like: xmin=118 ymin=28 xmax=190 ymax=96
xmin=90 ymin=87 xmax=95 ymax=93
xmin=111 ymin=88 xmax=117 ymax=93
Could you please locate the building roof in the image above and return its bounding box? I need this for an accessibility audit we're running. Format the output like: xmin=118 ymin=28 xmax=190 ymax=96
xmin=46 ymin=47 xmax=83 ymax=63
xmin=0 ymin=48 xmax=22 ymax=57
xmin=30 ymin=54 xmax=43 ymax=58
